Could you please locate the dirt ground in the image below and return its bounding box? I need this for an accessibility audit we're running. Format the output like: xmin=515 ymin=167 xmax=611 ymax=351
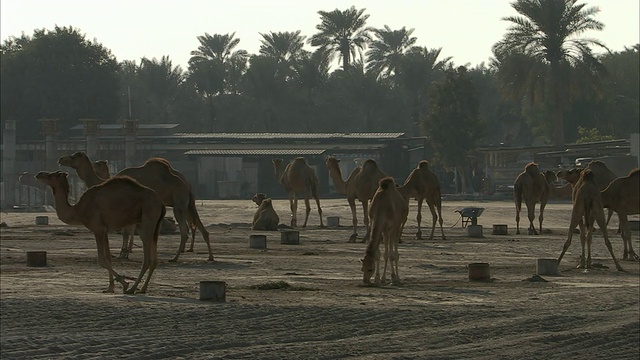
xmin=1 ymin=198 xmax=639 ymax=359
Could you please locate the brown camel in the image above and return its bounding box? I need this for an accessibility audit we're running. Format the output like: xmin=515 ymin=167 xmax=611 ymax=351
xmin=361 ymin=177 xmax=408 ymax=286
xmin=251 ymin=195 xmax=280 ymax=231
xmin=92 ymin=160 xmax=111 ymax=180
xmin=272 ymin=158 xmax=324 ymax=228
xmin=600 ymin=168 xmax=639 ymax=261
xmin=514 ymin=162 xmax=550 ymax=235
xmin=543 ymin=170 xmax=573 ymax=200
xmin=58 ymin=152 xmax=213 ymax=262
xmin=557 ymin=169 xmax=624 ymax=271
xmin=35 ymin=171 xmax=166 ymax=294
xmin=325 ymin=157 xmax=387 ymax=242
xmin=397 ymin=160 xmax=446 ymax=240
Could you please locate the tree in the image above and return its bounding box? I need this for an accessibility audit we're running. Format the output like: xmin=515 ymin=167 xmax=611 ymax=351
xmin=492 ymin=0 xmax=608 ymax=149
xmin=425 ymin=66 xmax=484 ymax=193
xmin=396 ymin=47 xmax=451 ymax=136
xmin=259 ymin=31 xmax=306 ymax=65
xmin=1 ymin=26 xmax=120 ymax=139
xmin=136 ymin=56 xmax=185 ymax=123
xmin=366 ymin=25 xmax=417 ymax=79
xmin=309 ymin=6 xmax=370 ymax=70
xmin=292 ymin=49 xmax=332 ymax=130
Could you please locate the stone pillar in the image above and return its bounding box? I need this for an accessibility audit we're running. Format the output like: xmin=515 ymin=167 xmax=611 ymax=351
xmin=123 ymin=119 xmax=138 ymax=168
xmin=81 ymin=119 xmax=100 ymax=161
xmin=39 ymin=119 xmax=59 ymax=171
xmin=2 ymin=120 xmax=17 ymax=208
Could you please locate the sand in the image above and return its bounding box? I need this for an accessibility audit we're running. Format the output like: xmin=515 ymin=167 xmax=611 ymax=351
xmin=1 ymin=199 xmax=639 ymax=359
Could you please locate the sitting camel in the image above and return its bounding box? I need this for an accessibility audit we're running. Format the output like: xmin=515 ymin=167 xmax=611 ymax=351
xmin=36 ymin=171 xmax=166 ymax=294
xmin=361 ymin=177 xmax=408 ymax=286
xmin=557 ymin=169 xmax=624 ymax=271
xmin=58 ymin=152 xmax=213 ymax=262
xmin=543 ymin=170 xmax=573 ymax=200
xmin=272 ymin=158 xmax=324 ymax=228
xmin=251 ymin=194 xmax=280 ymax=231
xmin=326 ymin=157 xmax=387 ymax=242
xmin=397 ymin=160 xmax=446 ymax=240
xmin=600 ymin=168 xmax=639 ymax=261
xmin=514 ymin=162 xmax=550 ymax=235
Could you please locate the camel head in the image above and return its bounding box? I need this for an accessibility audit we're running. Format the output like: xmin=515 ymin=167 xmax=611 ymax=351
xmin=58 ymin=151 xmax=90 ymax=170
xmin=361 ymin=255 xmax=376 ymax=284
xmin=556 ymin=168 xmax=582 ymax=184
xmin=325 ymin=156 xmax=340 ymax=166
xmin=92 ymin=160 xmax=110 ymax=179
xmin=543 ymin=170 xmax=557 ymax=183
xmin=35 ymin=171 xmax=70 ymax=194
xmin=252 ymin=193 xmax=267 ymax=206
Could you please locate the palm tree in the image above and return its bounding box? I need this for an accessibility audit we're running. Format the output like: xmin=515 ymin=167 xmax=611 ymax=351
xmin=292 ymin=49 xmax=331 ymax=130
xmin=366 ymin=25 xmax=417 ymax=79
xmin=396 ymin=46 xmax=452 ymax=136
xmin=492 ymin=0 xmax=608 ymax=148
xmin=259 ymin=31 xmax=306 ymax=64
xmin=309 ymin=6 xmax=371 ymax=70
xmin=137 ymin=56 xmax=184 ymax=122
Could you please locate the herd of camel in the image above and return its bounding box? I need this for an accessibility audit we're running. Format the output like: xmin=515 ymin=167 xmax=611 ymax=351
xmin=32 ymin=151 xmax=639 ymax=293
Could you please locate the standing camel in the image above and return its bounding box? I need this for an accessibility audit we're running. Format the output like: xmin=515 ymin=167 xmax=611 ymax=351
xmin=361 ymin=177 xmax=409 ymax=286
xmin=325 ymin=157 xmax=387 ymax=242
xmin=557 ymin=169 xmax=624 ymax=271
xmin=600 ymin=168 xmax=639 ymax=261
xmin=543 ymin=170 xmax=573 ymax=200
xmin=272 ymin=158 xmax=324 ymax=228
xmin=397 ymin=160 xmax=446 ymax=240
xmin=58 ymin=152 xmax=213 ymax=262
xmin=35 ymin=171 xmax=166 ymax=294
xmin=514 ymin=162 xmax=550 ymax=235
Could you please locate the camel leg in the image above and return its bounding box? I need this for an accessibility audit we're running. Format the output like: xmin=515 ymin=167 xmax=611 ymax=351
xmin=187 ymin=221 xmax=196 ymax=252
xmin=594 ymin=210 xmax=624 ymax=271
xmin=348 ymin=198 xmax=358 ymax=242
xmin=415 ymin=198 xmax=423 ymax=240
xmin=138 ymin=238 xmax=159 ymax=294
xmin=374 ymin=249 xmax=381 ymax=286
xmin=577 ymin=220 xmax=588 ymax=268
xmin=169 ymin=207 xmax=190 ymax=262
xmin=538 ymin=200 xmax=547 ymax=235
xmin=436 ymin=200 xmax=446 ymax=240
xmin=117 ymin=226 xmax=135 ymax=259
xmin=191 ymin=208 xmax=214 ymax=261
xmin=515 ymin=198 xmax=521 ymax=235
xmin=289 ymin=194 xmax=297 ymax=228
xmin=390 ymin=228 xmax=401 ymax=285
xmin=302 ymin=196 xmax=311 ymax=227
xmin=95 ymin=231 xmax=128 ymax=293
xmin=427 ymin=200 xmax=439 ymax=241
xmin=126 ymin=227 xmax=152 ymax=294
xmin=527 ymin=201 xmax=538 ymax=235
xmin=558 ymin=207 xmax=584 ymax=266
xmin=361 ymin=201 xmax=371 ymax=243
xmin=381 ymin=232 xmax=390 ymax=284
xmin=618 ymin=214 xmax=638 ymax=261
xmin=314 ymin=195 xmax=324 ymax=227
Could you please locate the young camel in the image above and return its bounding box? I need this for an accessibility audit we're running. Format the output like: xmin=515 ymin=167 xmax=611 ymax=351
xmin=361 ymin=177 xmax=409 ymax=286
xmin=251 ymin=194 xmax=280 ymax=231
xmin=600 ymin=168 xmax=639 ymax=261
xmin=92 ymin=158 xmax=199 ymax=253
xmin=325 ymin=157 xmax=387 ymax=242
xmin=272 ymin=158 xmax=324 ymax=228
xmin=557 ymin=169 xmax=624 ymax=271
xmin=397 ymin=160 xmax=446 ymax=240
xmin=58 ymin=152 xmax=213 ymax=262
xmin=35 ymin=171 xmax=166 ymax=294
xmin=514 ymin=162 xmax=550 ymax=235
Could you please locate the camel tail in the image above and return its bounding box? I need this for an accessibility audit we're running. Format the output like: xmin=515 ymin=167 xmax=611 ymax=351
xmin=155 ymin=204 xmax=167 ymax=242
xmin=188 ymin=191 xmax=205 ymax=231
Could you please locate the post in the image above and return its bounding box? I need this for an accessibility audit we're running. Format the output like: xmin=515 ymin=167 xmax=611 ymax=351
xmin=123 ymin=119 xmax=138 ymax=168
xmin=81 ymin=119 xmax=100 ymax=161
xmin=39 ymin=119 xmax=59 ymax=171
xmin=2 ymin=120 xmax=17 ymax=209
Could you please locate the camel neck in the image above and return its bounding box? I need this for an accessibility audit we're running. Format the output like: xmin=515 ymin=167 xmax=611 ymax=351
xmin=77 ymin=159 xmax=105 ymax=187
xmin=49 ymin=185 xmax=82 ymax=226
xmin=327 ymin=164 xmax=347 ymax=195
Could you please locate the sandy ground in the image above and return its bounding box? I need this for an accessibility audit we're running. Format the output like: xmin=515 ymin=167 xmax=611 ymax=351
xmin=1 ymin=198 xmax=639 ymax=359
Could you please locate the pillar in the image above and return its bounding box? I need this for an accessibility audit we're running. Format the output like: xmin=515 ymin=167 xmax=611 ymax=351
xmin=123 ymin=119 xmax=138 ymax=168
xmin=39 ymin=119 xmax=59 ymax=171
xmin=2 ymin=120 xmax=17 ymax=208
xmin=81 ymin=119 xmax=100 ymax=161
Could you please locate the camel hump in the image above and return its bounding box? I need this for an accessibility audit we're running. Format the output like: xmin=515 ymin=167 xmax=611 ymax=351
xmin=362 ymin=159 xmax=378 ymax=170
xmin=379 ymin=177 xmax=395 ymax=189
xmin=418 ymin=160 xmax=430 ymax=169
xmin=293 ymin=157 xmax=307 ymax=164
xmin=524 ymin=162 xmax=539 ymax=174
xmin=628 ymin=168 xmax=639 ymax=177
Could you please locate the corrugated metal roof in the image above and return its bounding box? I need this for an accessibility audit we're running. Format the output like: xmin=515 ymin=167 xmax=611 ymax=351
xmin=185 ymin=149 xmax=327 ymax=156
xmin=70 ymin=124 xmax=179 ymax=130
xmin=174 ymin=132 xmax=405 ymax=139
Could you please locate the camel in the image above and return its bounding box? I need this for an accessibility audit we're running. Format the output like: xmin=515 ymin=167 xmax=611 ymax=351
xmin=251 ymin=194 xmax=280 ymax=231
xmin=58 ymin=152 xmax=213 ymax=262
xmin=325 ymin=157 xmax=387 ymax=242
xmin=272 ymin=158 xmax=324 ymax=228
xmin=92 ymin=160 xmax=111 ymax=180
xmin=361 ymin=177 xmax=408 ymax=286
xmin=600 ymin=168 xmax=640 ymax=261
xmin=397 ymin=160 xmax=446 ymax=240
xmin=543 ymin=170 xmax=573 ymax=200
xmin=35 ymin=171 xmax=166 ymax=294
xmin=557 ymin=169 xmax=624 ymax=271
xmin=513 ymin=162 xmax=550 ymax=235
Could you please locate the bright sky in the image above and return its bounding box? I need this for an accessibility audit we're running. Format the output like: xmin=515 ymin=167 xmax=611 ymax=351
xmin=1 ymin=0 xmax=638 ymax=70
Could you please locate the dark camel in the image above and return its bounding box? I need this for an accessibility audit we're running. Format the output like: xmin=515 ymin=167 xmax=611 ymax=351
xmin=514 ymin=162 xmax=550 ymax=235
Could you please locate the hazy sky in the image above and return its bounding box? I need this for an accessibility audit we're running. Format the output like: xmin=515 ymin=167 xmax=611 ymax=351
xmin=1 ymin=0 xmax=638 ymax=70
